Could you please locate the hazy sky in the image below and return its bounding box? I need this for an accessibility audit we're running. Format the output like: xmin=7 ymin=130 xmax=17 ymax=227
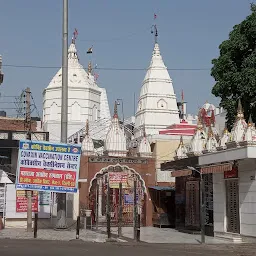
xmin=0 ymin=0 xmax=252 ymax=118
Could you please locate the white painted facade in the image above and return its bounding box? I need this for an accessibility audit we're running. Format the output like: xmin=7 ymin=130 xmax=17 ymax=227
xmin=213 ymin=160 xmax=256 ymax=238
xmin=43 ymin=41 xmax=110 ymax=142
xmin=201 ymin=154 xmax=256 ymax=240
xmin=135 ymin=43 xmax=180 ymax=137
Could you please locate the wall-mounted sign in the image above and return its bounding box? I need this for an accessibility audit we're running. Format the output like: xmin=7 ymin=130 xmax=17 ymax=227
xmin=16 ymin=190 xmax=38 ymax=212
xmin=16 ymin=140 xmax=81 ymax=193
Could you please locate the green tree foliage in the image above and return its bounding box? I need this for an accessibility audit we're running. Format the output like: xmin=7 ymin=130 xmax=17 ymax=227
xmin=211 ymin=4 xmax=256 ymax=130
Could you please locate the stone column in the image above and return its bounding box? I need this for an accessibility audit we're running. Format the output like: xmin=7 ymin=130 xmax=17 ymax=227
xmin=98 ymin=177 xmax=103 ymax=217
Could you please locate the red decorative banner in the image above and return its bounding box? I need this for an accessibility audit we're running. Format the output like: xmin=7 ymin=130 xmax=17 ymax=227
xmin=19 ymin=167 xmax=77 ymax=188
xmin=109 ymin=172 xmax=128 ymax=189
xmin=16 ymin=190 xmax=38 ymax=213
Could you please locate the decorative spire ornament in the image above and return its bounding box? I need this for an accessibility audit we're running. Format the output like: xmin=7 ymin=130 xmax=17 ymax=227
xmin=88 ymin=62 xmax=92 ymax=74
xmin=237 ymin=99 xmax=244 ymax=119
xmin=85 ymin=119 xmax=89 ymax=135
xmin=72 ymin=28 xmax=78 ymax=44
xmin=248 ymin=114 xmax=253 ymax=126
xmin=113 ymin=101 xmax=118 ymax=118
xmin=180 ymin=135 xmax=184 ymax=144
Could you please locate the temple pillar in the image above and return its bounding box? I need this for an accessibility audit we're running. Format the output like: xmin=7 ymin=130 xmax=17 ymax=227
xmin=98 ymin=177 xmax=103 ymax=217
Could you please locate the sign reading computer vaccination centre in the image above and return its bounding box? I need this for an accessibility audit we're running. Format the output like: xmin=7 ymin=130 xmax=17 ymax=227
xmin=16 ymin=140 xmax=81 ymax=193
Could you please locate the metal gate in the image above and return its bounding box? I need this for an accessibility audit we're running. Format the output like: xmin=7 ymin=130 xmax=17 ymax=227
xmin=185 ymin=181 xmax=200 ymax=228
xmin=89 ymin=170 xmax=146 ymax=227
xmin=226 ymin=179 xmax=240 ymax=233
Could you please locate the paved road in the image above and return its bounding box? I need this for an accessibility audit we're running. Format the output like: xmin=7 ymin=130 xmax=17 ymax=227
xmin=0 ymin=239 xmax=255 ymax=256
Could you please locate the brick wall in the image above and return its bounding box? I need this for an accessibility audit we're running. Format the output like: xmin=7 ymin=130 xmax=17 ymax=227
xmin=0 ymin=117 xmax=37 ymax=131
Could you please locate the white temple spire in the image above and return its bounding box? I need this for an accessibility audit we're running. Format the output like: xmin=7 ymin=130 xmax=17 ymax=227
xmin=175 ymin=136 xmax=188 ymax=160
xmin=188 ymin=117 xmax=207 ymax=155
xmin=230 ymin=99 xmax=247 ymax=143
xmin=244 ymin=114 xmax=256 ymax=142
xmin=138 ymin=128 xmax=152 ymax=158
xmin=81 ymin=120 xmax=96 ymax=156
xmin=134 ymin=33 xmax=180 ymax=137
xmin=205 ymin=126 xmax=217 ymax=152
xmin=218 ymin=124 xmax=230 ymax=149
xmin=104 ymin=102 xmax=127 ymax=157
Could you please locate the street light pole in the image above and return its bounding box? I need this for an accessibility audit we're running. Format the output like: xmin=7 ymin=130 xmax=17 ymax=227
xmin=187 ymin=166 xmax=205 ymax=244
xmin=56 ymin=0 xmax=68 ymax=229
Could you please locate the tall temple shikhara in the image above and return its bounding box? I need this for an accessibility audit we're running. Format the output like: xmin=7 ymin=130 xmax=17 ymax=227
xmin=134 ymin=28 xmax=180 ymax=137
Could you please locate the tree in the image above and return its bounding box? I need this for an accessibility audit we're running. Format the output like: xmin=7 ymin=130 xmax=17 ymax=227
xmin=211 ymin=4 xmax=256 ymax=131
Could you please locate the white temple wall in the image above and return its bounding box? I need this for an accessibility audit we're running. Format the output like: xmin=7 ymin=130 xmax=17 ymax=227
xmin=239 ymin=159 xmax=256 ymax=237
xmin=213 ymin=159 xmax=256 ymax=238
xmin=212 ymin=172 xmax=226 ymax=233
xmin=43 ymin=87 xmax=101 ymax=142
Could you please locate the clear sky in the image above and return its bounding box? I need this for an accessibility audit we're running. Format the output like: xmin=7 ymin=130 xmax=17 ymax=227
xmin=0 ymin=0 xmax=252 ymax=118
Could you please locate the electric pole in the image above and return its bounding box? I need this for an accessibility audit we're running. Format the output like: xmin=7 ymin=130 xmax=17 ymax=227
xmin=25 ymin=87 xmax=32 ymax=232
xmin=56 ymin=0 xmax=68 ymax=229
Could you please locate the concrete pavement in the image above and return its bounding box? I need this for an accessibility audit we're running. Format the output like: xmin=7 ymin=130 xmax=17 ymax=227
xmin=0 ymin=239 xmax=255 ymax=256
xmin=0 ymin=228 xmax=112 ymax=243
xmin=99 ymin=226 xmax=232 ymax=244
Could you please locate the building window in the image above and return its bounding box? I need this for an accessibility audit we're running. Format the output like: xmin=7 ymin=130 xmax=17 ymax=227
xmin=157 ymin=99 xmax=167 ymax=109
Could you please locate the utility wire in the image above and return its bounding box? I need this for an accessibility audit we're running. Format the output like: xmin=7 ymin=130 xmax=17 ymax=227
xmin=2 ymin=64 xmax=210 ymax=71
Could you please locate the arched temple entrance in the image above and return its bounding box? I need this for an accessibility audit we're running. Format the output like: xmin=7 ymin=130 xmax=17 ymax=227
xmin=88 ymin=164 xmax=147 ymax=226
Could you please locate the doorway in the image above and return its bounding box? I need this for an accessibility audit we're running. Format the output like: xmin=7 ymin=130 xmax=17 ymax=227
xmin=185 ymin=181 xmax=200 ymax=229
xmin=226 ymin=179 xmax=240 ymax=233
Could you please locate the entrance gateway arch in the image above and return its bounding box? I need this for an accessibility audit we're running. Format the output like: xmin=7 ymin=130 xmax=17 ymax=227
xmin=88 ymin=164 xmax=147 ymax=227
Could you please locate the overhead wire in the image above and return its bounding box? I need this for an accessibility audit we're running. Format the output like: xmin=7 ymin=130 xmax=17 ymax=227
xmin=2 ymin=64 xmax=211 ymax=71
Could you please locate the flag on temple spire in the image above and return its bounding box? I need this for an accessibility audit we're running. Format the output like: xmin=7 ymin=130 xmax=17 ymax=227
xmin=73 ymin=28 xmax=78 ymax=39
xmin=94 ymin=73 xmax=99 ymax=81
xmin=87 ymin=46 xmax=93 ymax=54
xmin=154 ymin=13 xmax=157 ymax=20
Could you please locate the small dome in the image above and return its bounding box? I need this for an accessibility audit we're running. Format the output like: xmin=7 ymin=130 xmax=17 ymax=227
xmin=202 ymin=101 xmax=215 ymax=112
xmin=104 ymin=102 xmax=127 ymax=157
xmin=244 ymin=115 xmax=256 ymax=142
xmin=138 ymin=131 xmax=152 ymax=158
xmin=205 ymin=127 xmax=218 ymax=152
xmin=219 ymin=127 xmax=230 ymax=148
xmin=189 ymin=118 xmax=206 ymax=155
xmin=175 ymin=136 xmax=188 ymax=159
xmin=81 ymin=120 xmax=96 ymax=156
xmin=230 ymin=99 xmax=247 ymax=143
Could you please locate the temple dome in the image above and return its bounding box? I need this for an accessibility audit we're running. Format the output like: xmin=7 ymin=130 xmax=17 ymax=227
xmin=230 ymin=100 xmax=247 ymax=143
xmin=81 ymin=120 xmax=96 ymax=156
xmin=137 ymin=131 xmax=152 ymax=158
xmin=43 ymin=39 xmax=110 ymax=142
xmin=205 ymin=127 xmax=218 ymax=152
xmin=189 ymin=119 xmax=207 ymax=155
xmin=47 ymin=42 xmax=98 ymax=89
xmin=244 ymin=115 xmax=256 ymax=142
xmin=104 ymin=102 xmax=127 ymax=157
xmin=175 ymin=136 xmax=188 ymax=160
xmin=219 ymin=127 xmax=230 ymax=149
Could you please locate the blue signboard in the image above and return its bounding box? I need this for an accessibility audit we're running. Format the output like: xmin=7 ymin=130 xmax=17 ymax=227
xmin=16 ymin=140 xmax=81 ymax=193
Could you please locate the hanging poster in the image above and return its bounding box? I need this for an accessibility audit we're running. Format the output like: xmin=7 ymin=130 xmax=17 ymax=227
xmin=109 ymin=172 xmax=128 ymax=189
